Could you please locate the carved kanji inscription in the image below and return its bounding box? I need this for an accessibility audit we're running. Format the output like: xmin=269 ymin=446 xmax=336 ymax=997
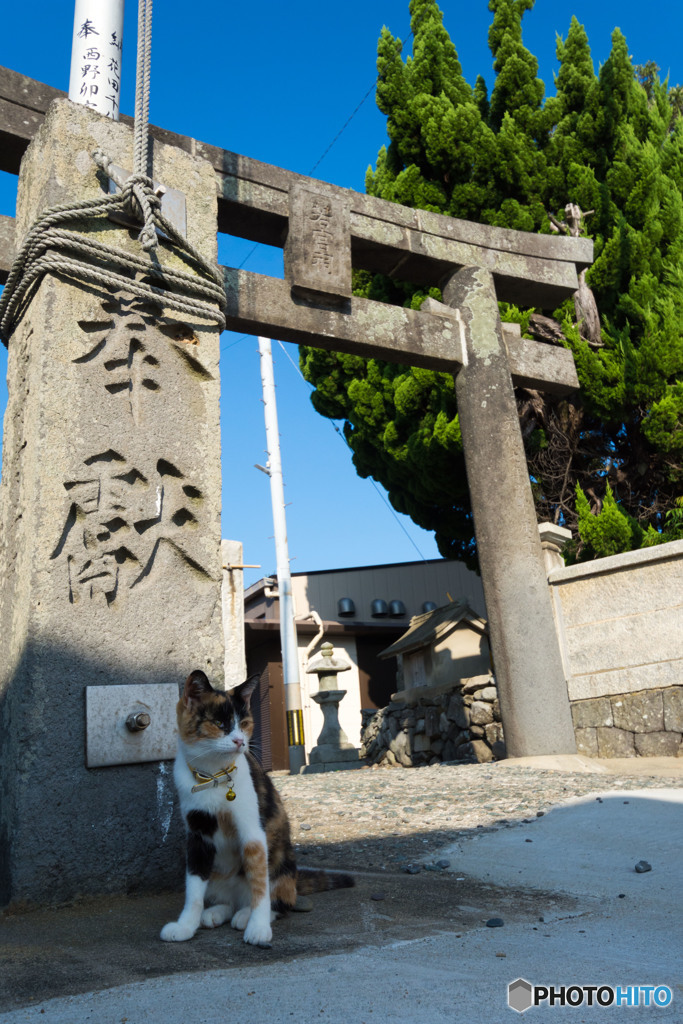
xmin=74 ymin=294 xmax=212 ymax=424
xmin=51 ymin=450 xmax=211 ymax=605
xmin=285 ymin=183 xmax=352 ymax=302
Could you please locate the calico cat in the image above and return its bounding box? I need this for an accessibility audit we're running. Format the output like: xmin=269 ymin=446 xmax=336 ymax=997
xmin=161 ymin=669 xmax=353 ymax=946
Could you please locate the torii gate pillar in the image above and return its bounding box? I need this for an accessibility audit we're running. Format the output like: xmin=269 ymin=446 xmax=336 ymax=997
xmin=0 ymin=101 xmax=225 ymax=907
xmin=445 ymin=266 xmax=577 ymax=757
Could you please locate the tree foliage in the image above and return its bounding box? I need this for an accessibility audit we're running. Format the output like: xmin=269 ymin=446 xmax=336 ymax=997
xmin=300 ymin=0 xmax=683 ymax=562
xmin=571 ymin=486 xmax=683 ymax=561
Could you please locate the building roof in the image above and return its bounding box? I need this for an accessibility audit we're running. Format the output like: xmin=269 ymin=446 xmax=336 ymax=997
xmin=244 ymin=559 xmax=487 ymax=626
xmin=290 ymin=557 xmax=451 ymax=578
xmin=378 ymin=600 xmax=487 ymax=660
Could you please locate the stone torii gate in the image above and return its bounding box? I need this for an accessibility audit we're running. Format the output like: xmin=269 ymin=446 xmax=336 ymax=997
xmin=0 ymin=67 xmax=590 ymax=904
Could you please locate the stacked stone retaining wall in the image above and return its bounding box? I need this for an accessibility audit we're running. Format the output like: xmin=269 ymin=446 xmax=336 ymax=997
xmin=361 ymin=679 xmax=683 ymax=766
xmin=360 ymin=674 xmax=505 ymax=767
xmin=572 ymin=686 xmax=683 ymax=758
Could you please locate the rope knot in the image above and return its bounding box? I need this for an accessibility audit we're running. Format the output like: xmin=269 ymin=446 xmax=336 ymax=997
xmin=92 ymin=148 xmax=115 ymax=180
xmin=122 ymin=172 xmax=161 ymax=252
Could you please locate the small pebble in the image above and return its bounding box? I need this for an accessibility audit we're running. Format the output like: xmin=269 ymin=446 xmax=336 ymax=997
xmin=618 ymin=894 xmax=626 ymax=899
xmin=436 ymin=859 xmax=451 ymax=869
xmin=486 ymin=918 xmax=504 ymax=928
xmin=536 ymin=811 xmax=545 ymax=817
xmin=370 ymin=893 xmax=386 ymax=901
xmin=525 ymin=839 xmax=533 ymax=843
xmin=404 ymin=864 xmax=421 ymax=875
xmin=538 ymin=917 xmax=544 ymax=922
xmin=300 ymin=824 xmax=312 ymax=831
xmin=635 ymin=860 xmax=652 ymax=873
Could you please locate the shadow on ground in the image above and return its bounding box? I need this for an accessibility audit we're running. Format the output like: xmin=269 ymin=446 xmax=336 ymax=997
xmin=0 ymin=827 xmax=581 ymax=1012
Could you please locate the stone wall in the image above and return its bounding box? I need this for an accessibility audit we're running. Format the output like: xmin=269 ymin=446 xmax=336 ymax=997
xmin=549 ymin=539 xmax=683 ymax=701
xmin=360 ymin=674 xmax=505 ymax=767
xmin=360 ymin=537 xmax=683 ymax=768
xmin=361 ymin=677 xmax=683 ymax=766
xmin=572 ymin=686 xmax=683 ymax=758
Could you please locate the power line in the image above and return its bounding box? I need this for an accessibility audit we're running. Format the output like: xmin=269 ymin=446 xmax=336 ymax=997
xmin=308 ymin=27 xmax=413 ymax=176
xmin=307 ymin=79 xmax=378 ymax=176
xmin=223 ymin=30 xmax=426 ymax=559
xmin=275 ymin=339 xmax=429 ymax=563
xmin=221 ymin=332 xmax=250 ymax=352
xmin=234 ymin=26 xmax=413 ymax=270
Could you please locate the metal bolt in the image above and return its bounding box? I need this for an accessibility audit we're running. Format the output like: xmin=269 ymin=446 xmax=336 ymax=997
xmin=125 ymin=712 xmax=151 ymax=732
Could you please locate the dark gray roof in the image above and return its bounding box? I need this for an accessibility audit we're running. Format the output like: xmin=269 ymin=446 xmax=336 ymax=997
xmin=378 ymin=599 xmax=487 ymax=660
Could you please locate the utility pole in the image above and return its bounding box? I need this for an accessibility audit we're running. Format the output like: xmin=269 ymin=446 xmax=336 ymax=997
xmin=257 ymin=337 xmax=306 ymax=774
xmin=68 ymin=0 xmax=125 ymax=121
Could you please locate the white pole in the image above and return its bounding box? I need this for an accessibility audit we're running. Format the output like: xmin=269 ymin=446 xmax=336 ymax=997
xmin=258 ymin=337 xmax=307 ymax=774
xmin=68 ymin=0 xmax=125 ymax=121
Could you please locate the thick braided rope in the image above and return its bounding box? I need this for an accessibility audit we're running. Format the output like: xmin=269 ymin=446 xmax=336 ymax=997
xmin=0 ymin=221 xmax=227 ymax=337
xmin=0 ymin=172 xmax=227 ymax=343
xmin=13 ymin=252 xmax=226 ymax=326
xmin=134 ymin=0 xmax=153 ymax=178
xmin=0 ymin=0 xmax=227 ymax=345
xmin=91 ymin=148 xmax=160 ymax=253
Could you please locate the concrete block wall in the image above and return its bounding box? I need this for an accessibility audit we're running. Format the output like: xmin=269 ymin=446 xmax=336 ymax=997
xmin=549 ymin=538 xmax=683 ymax=758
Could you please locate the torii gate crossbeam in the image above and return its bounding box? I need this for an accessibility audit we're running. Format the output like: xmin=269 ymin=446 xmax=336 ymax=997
xmin=0 ymin=65 xmax=590 ymax=758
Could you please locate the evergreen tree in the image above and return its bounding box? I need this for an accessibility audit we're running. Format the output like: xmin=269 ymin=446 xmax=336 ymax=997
xmin=300 ymin=0 xmax=683 ymax=563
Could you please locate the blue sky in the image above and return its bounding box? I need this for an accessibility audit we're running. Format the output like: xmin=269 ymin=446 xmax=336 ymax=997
xmin=1 ymin=1 xmax=681 ymax=588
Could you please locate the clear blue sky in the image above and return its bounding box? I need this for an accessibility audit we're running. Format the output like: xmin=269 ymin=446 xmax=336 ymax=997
xmin=1 ymin=1 xmax=681 ymax=588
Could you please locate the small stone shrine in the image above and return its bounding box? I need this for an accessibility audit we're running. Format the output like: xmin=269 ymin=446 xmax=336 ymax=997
xmin=379 ymin=600 xmax=490 ymax=701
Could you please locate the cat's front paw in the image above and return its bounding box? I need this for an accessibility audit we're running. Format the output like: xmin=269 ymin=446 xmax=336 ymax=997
xmin=201 ymin=904 xmax=231 ymax=929
xmin=230 ymin=907 xmax=251 ymax=931
xmin=244 ymin=916 xmax=273 ymax=947
xmin=160 ymin=921 xmax=197 ymax=942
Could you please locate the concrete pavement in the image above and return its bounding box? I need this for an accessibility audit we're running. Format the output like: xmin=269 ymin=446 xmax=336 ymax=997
xmin=1 ymin=762 xmax=681 ymax=1023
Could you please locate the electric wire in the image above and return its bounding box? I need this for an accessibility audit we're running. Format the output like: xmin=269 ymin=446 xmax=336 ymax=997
xmin=234 ymin=26 xmax=413 ymax=272
xmin=223 ymin=24 xmax=428 ymax=563
xmin=275 ymin=339 xmax=429 ymax=564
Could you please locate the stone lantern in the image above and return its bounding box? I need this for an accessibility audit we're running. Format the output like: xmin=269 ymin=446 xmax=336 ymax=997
xmin=304 ymin=642 xmax=361 ymax=772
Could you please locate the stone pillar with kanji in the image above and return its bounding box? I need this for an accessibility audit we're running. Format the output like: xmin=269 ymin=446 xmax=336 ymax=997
xmin=0 ymin=100 xmax=224 ymax=907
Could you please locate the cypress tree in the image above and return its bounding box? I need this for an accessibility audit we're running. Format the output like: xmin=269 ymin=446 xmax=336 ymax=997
xmin=300 ymin=0 xmax=683 ymax=562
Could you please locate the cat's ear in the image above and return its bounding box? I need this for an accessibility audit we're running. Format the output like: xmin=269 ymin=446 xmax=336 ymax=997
xmin=233 ymin=673 xmax=261 ymax=708
xmin=183 ymin=669 xmax=213 ymax=706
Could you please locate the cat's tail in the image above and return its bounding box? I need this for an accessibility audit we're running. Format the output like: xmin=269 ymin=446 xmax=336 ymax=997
xmin=296 ymin=867 xmax=355 ymax=895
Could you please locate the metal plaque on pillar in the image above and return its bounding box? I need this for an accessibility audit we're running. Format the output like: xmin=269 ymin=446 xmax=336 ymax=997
xmin=86 ymin=683 xmax=178 ymax=767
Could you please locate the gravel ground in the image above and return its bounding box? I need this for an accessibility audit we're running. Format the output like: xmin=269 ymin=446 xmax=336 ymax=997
xmin=274 ymin=762 xmax=677 ymax=873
